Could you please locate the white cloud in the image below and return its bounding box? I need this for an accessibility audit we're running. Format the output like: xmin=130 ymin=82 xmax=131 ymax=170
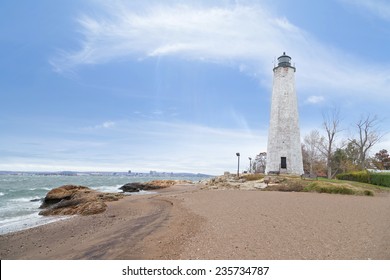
xmin=102 ymin=121 xmax=115 ymax=128
xmin=306 ymin=95 xmax=325 ymax=104
xmin=50 ymin=1 xmax=390 ymax=100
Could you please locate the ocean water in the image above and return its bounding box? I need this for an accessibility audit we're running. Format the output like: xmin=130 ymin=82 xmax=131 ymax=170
xmin=0 ymin=174 xmax=207 ymax=235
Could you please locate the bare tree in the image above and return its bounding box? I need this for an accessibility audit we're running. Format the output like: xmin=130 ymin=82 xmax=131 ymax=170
xmin=303 ymin=130 xmax=323 ymax=175
xmin=349 ymin=114 xmax=384 ymax=170
xmin=319 ymin=109 xmax=343 ymax=179
xmin=253 ymin=152 xmax=267 ymax=173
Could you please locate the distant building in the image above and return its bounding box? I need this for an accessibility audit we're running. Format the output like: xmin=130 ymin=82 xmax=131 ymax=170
xmin=265 ymin=53 xmax=304 ymax=175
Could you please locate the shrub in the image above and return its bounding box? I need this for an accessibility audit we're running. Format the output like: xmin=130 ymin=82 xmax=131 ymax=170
xmin=363 ymin=190 xmax=374 ymax=196
xmin=336 ymin=171 xmax=370 ymax=183
xmin=303 ymin=184 xmax=356 ymax=195
xmin=337 ymin=171 xmax=390 ymax=188
xmin=369 ymin=173 xmax=390 ymax=188
xmin=328 ymin=186 xmax=355 ymax=195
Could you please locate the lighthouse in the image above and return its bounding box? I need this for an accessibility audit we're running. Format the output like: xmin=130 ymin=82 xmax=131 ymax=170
xmin=265 ymin=53 xmax=304 ymax=175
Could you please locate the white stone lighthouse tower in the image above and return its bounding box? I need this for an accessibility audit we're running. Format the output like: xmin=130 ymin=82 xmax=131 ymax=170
xmin=265 ymin=53 xmax=304 ymax=175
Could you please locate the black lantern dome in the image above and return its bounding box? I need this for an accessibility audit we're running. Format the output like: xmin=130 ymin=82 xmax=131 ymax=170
xmin=274 ymin=52 xmax=295 ymax=71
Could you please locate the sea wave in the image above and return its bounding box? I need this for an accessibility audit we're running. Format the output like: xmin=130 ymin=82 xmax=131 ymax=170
xmin=28 ymin=187 xmax=51 ymax=191
xmin=9 ymin=196 xmax=42 ymax=203
xmin=0 ymin=213 xmax=71 ymax=235
xmin=92 ymin=184 xmax=123 ymax=193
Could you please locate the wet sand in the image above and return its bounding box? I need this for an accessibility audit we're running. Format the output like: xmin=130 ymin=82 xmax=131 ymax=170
xmin=1 ymin=184 xmax=389 ymax=259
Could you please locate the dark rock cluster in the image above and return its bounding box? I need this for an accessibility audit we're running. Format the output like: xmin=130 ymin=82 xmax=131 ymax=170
xmin=119 ymin=180 xmax=192 ymax=193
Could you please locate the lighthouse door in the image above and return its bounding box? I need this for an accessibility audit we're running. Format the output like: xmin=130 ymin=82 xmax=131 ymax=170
xmin=281 ymin=157 xmax=287 ymax=169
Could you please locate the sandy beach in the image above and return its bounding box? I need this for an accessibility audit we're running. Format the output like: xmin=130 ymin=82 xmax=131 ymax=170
xmin=0 ymin=184 xmax=389 ymax=260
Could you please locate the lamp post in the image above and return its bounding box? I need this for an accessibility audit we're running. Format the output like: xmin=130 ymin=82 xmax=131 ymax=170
xmin=248 ymin=157 xmax=252 ymax=173
xmin=236 ymin=152 xmax=240 ymax=178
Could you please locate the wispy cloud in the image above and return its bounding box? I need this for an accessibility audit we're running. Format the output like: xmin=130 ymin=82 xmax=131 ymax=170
xmin=50 ymin=1 xmax=390 ymax=98
xmin=89 ymin=121 xmax=116 ymax=129
xmin=51 ymin=3 xmax=278 ymax=71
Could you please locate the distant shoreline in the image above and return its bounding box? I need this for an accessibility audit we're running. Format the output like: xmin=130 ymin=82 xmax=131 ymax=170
xmin=0 ymin=170 xmax=213 ymax=177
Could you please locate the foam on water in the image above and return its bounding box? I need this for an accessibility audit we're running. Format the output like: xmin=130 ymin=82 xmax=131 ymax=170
xmin=28 ymin=187 xmax=51 ymax=191
xmin=93 ymin=184 xmax=124 ymax=193
xmin=9 ymin=196 xmax=42 ymax=203
xmin=0 ymin=212 xmax=70 ymax=235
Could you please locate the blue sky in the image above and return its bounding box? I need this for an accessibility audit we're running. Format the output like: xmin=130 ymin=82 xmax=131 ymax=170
xmin=1 ymin=0 xmax=390 ymax=175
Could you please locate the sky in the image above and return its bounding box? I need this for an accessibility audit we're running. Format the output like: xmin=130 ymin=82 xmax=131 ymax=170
xmin=1 ymin=0 xmax=390 ymax=175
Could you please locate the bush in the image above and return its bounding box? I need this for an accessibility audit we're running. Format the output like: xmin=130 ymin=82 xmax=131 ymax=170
xmin=337 ymin=171 xmax=390 ymax=188
xmin=303 ymin=184 xmax=356 ymax=195
xmin=336 ymin=171 xmax=370 ymax=183
xmin=363 ymin=190 xmax=374 ymax=196
xmin=369 ymin=173 xmax=390 ymax=188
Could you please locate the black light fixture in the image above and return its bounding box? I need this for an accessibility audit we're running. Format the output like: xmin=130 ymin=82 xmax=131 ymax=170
xmin=236 ymin=152 xmax=240 ymax=177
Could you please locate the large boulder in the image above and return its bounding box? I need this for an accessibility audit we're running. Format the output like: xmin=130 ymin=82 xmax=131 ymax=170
xmin=119 ymin=182 xmax=145 ymax=192
xmin=39 ymin=185 xmax=124 ymax=216
xmin=40 ymin=185 xmax=91 ymax=208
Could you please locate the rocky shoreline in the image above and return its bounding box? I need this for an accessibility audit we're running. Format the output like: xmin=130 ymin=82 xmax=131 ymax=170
xmin=37 ymin=175 xmax=386 ymax=217
xmin=201 ymin=173 xmax=384 ymax=196
xmin=38 ymin=180 xmax=194 ymax=216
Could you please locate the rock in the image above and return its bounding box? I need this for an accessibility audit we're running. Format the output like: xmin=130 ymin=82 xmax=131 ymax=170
xmin=119 ymin=183 xmax=143 ymax=192
xmin=39 ymin=185 xmax=124 ymax=216
xmin=40 ymin=185 xmax=90 ymax=208
xmin=119 ymin=180 xmax=193 ymax=193
xmin=202 ymin=174 xmax=269 ymax=190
